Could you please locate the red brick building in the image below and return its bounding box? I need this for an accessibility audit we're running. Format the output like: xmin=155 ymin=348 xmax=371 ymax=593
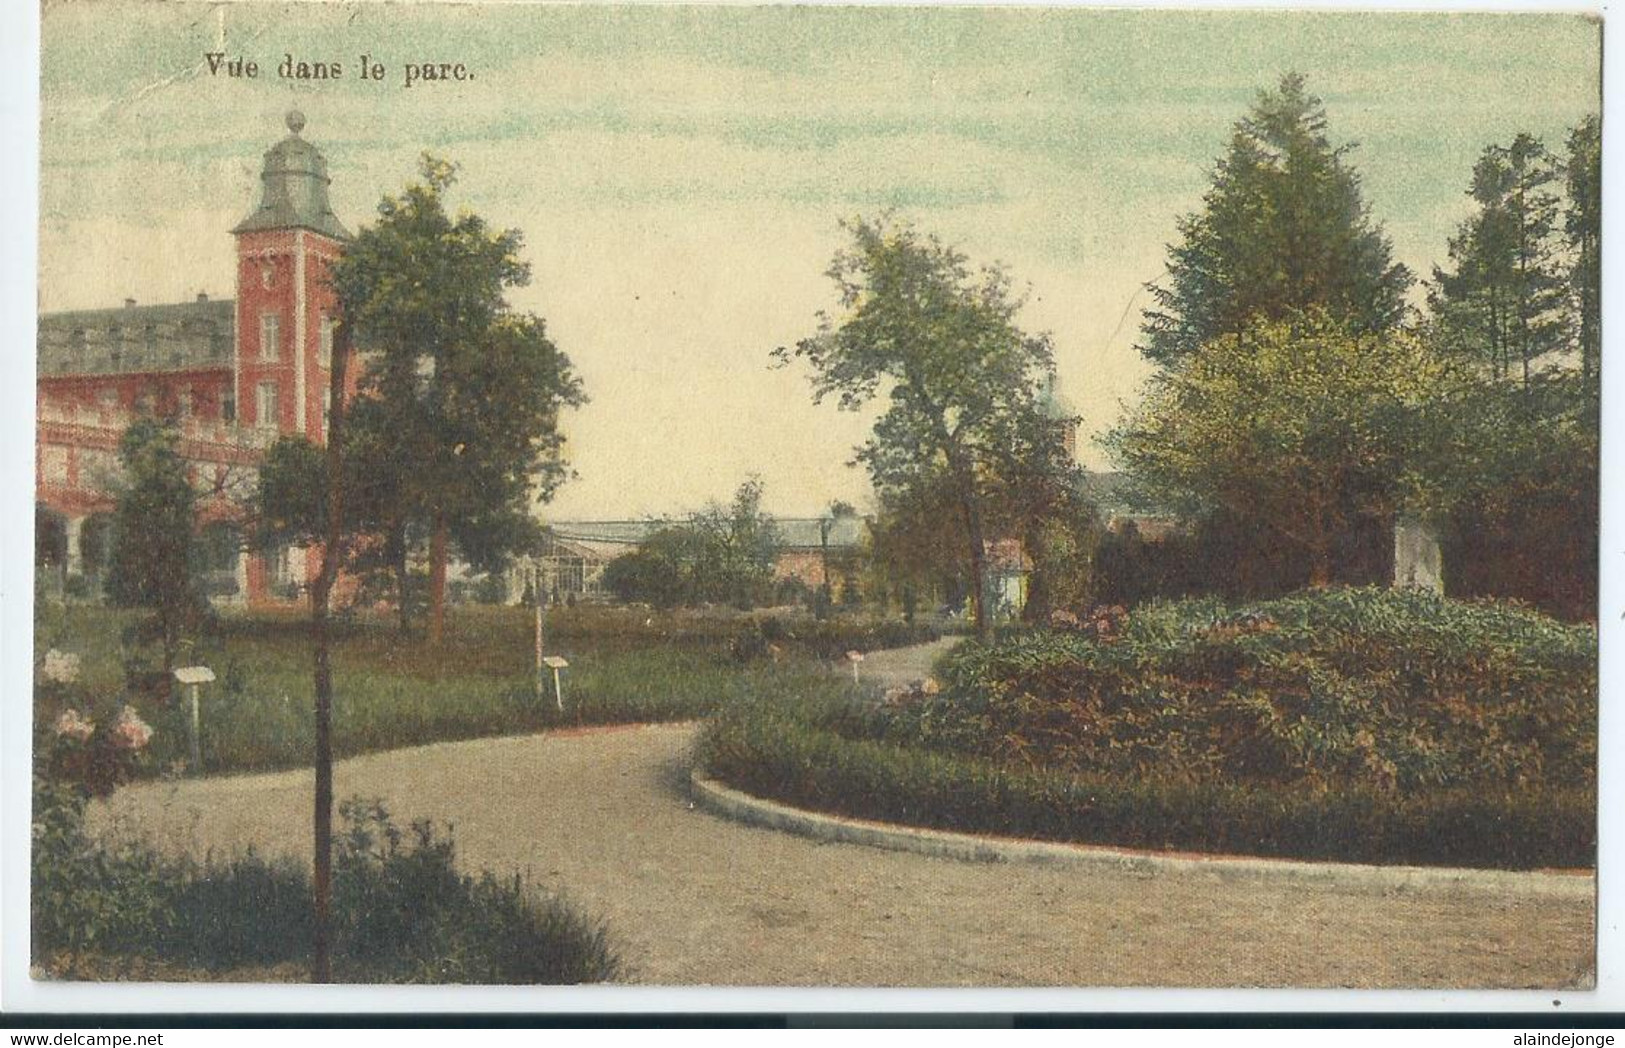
xmin=36 ymin=110 xmax=351 ymax=605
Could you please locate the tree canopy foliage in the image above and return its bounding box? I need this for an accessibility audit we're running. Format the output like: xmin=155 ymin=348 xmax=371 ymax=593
xmin=602 ymin=478 xmax=783 ymax=609
xmin=320 ymin=155 xmax=585 ymax=639
xmin=1565 ymin=116 xmax=1601 ymax=385
xmin=1140 ymin=73 xmax=1412 ymax=366
xmin=1427 ymin=133 xmax=1570 ymax=387
xmin=1111 ymin=312 xmax=1447 ymax=586
xmin=104 ymin=417 xmax=208 ymax=673
xmin=776 ymin=216 xmax=1078 ymax=636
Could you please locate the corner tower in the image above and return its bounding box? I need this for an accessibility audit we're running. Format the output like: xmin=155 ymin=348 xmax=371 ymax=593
xmin=232 ymin=109 xmax=350 ymax=443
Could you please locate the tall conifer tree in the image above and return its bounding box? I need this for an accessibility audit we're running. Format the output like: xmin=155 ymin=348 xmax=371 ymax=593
xmin=1427 ymin=133 xmax=1569 ymax=390
xmin=1141 ymin=73 xmax=1412 ymax=366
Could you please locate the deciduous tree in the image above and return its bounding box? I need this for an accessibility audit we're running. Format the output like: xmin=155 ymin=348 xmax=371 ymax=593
xmin=103 ymin=417 xmax=206 ymax=676
xmin=777 ymin=216 xmax=1072 ymax=637
xmin=332 ymin=157 xmax=583 ymax=643
xmin=1110 ymin=312 xmax=1446 ymax=587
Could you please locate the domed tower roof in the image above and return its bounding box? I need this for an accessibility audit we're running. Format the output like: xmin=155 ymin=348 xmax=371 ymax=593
xmin=232 ymin=110 xmax=351 ymax=240
xmin=1038 ymin=372 xmax=1078 ymax=420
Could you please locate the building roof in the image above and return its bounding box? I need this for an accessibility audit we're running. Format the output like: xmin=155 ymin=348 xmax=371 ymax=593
xmin=551 ymin=520 xmax=662 ymax=547
xmin=549 ymin=515 xmax=870 ymax=554
xmin=1039 ymin=373 xmax=1078 ymax=420
xmin=1078 ymin=469 xmax=1132 ymax=513
xmin=38 ymin=297 xmax=235 ymax=377
xmin=232 ymin=110 xmax=351 ymax=241
xmin=774 ymin=515 xmax=869 ymax=550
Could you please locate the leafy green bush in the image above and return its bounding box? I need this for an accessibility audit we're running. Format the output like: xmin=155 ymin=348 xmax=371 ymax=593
xmin=698 ymin=589 xmax=1596 ymax=869
xmin=905 ymin=588 xmax=1595 ymax=793
xmin=33 ymin=782 xmax=620 ymax=983
xmin=31 ymin=777 xmax=175 ymax=966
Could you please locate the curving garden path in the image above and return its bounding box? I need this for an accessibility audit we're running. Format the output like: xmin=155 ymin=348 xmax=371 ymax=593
xmin=90 ymin=721 xmax=1594 ymax=988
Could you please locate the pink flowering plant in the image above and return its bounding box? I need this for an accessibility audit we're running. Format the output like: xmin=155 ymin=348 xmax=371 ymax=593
xmin=37 ymin=652 xmax=156 ymax=798
xmin=45 ymin=701 xmax=156 ymax=798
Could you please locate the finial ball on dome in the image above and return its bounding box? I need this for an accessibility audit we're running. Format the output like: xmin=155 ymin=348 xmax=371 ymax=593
xmin=286 ymin=109 xmax=307 ymax=135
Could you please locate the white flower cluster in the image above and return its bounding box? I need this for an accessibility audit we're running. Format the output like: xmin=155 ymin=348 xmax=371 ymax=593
xmin=40 ymin=649 xmax=81 ymax=684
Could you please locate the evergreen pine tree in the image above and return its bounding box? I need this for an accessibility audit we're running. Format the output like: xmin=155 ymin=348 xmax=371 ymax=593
xmin=1140 ymin=73 xmax=1412 ymax=366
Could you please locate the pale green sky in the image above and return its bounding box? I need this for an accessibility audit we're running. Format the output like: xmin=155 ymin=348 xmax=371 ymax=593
xmin=39 ymin=3 xmax=1601 ymax=518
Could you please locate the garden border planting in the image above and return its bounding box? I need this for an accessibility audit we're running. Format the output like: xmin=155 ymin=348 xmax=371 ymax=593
xmin=689 ymin=770 xmax=1593 ymax=899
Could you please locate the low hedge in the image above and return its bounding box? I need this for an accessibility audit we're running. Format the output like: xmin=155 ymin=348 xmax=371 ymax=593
xmin=698 ymin=698 xmax=1593 ymax=869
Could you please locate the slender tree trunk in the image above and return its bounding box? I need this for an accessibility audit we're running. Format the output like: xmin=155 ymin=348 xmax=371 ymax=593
xmin=960 ymin=491 xmax=990 ymax=641
xmin=391 ymin=519 xmax=411 ymax=636
xmin=1308 ymin=548 xmax=1334 ymax=588
xmin=309 ymin=318 xmax=352 ymax=985
xmin=428 ymin=510 xmax=448 ymax=646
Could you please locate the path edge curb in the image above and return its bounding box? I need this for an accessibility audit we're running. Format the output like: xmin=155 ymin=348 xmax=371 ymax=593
xmin=688 ymin=770 xmax=1593 ymax=900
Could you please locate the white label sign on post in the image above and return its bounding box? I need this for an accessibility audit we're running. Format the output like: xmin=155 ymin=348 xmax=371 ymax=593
xmin=173 ymin=666 xmax=215 ymax=774
xmin=543 ymin=656 xmax=569 ymax=711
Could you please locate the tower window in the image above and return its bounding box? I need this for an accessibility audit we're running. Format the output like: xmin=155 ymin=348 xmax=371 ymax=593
xmin=260 ymin=312 xmax=282 ymax=361
xmin=319 ymin=315 xmax=334 ymax=367
xmin=256 ymin=381 xmax=280 ymax=430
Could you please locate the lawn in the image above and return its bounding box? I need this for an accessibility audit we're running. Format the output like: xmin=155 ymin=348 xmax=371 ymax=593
xmin=33 ymin=600 xmax=929 ymax=777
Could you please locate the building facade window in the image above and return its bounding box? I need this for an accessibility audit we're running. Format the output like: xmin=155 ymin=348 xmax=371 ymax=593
xmin=319 ymin=315 xmax=333 ymax=367
xmin=40 ymin=445 xmax=70 ymax=485
xmin=223 ymin=392 xmax=236 ymax=423
xmin=79 ymin=449 xmax=118 ymax=487
xmin=260 ymin=312 xmax=281 ymax=361
xmin=256 ymin=381 xmax=279 ymax=430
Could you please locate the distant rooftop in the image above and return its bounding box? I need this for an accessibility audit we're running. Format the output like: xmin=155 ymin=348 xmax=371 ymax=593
xmin=38 ymin=297 xmax=234 ymax=377
xmin=551 ymin=515 xmax=869 ymax=551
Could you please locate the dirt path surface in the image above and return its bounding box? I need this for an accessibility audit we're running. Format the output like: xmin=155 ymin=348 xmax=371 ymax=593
xmin=846 ymin=636 xmax=961 ymax=689
xmin=92 ymin=722 xmax=1594 ymax=988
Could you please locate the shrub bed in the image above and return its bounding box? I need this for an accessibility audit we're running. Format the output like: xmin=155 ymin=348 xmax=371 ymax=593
xmin=910 ymin=588 xmax=1595 ymax=794
xmin=33 ymin=780 xmax=621 ymax=983
xmin=698 ymin=589 xmax=1596 ymax=869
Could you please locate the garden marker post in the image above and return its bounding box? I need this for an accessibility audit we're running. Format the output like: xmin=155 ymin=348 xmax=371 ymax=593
xmin=542 ymin=558 xmax=555 ymax=698
xmin=544 ymin=656 xmax=569 ymax=712
xmin=173 ymin=666 xmax=215 ymax=774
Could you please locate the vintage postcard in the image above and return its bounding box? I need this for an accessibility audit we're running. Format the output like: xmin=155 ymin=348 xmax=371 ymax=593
xmin=15 ymin=0 xmax=1602 ymax=1000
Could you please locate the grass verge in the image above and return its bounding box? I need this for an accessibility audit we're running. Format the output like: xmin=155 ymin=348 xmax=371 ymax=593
xmin=34 ymin=604 xmax=863 ymax=776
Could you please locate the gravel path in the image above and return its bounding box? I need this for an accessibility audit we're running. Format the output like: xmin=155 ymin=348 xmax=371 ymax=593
xmin=845 ymin=636 xmax=961 ymax=690
xmin=91 ymin=722 xmax=1594 ymax=988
